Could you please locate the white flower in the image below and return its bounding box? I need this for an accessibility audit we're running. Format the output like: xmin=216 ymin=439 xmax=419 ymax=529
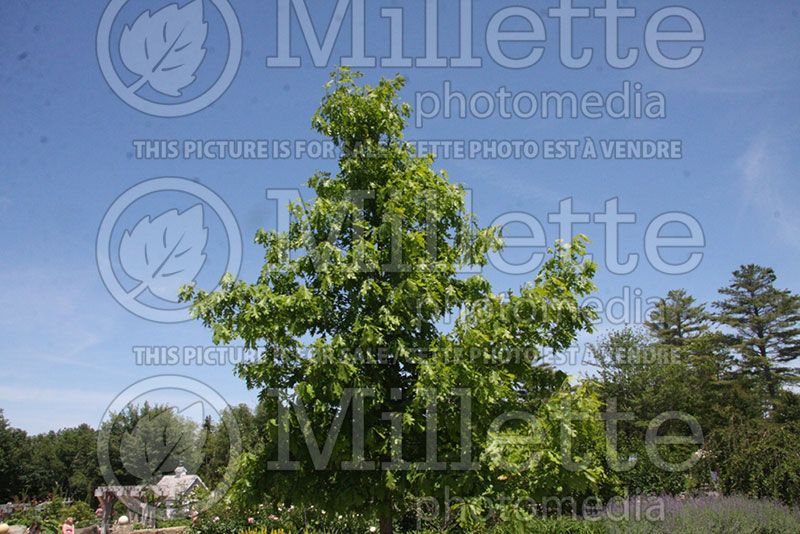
xmin=369 ymin=527 xmax=377 ymax=533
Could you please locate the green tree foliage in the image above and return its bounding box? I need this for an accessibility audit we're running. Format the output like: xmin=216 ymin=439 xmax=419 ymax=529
xmin=183 ymin=68 xmax=605 ymax=531
xmin=0 ymin=412 xmax=101 ymax=503
xmin=25 ymin=424 xmax=99 ymax=502
xmin=591 ymin=328 xmax=655 ymax=415
xmin=641 ymin=289 xmax=748 ymax=430
xmin=590 ymin=328 xmax=705 ymax=425
xmin=99 ymin=402 xmax=205 ymax=486
xmin=198 ymin=403 xmax=259 ymax=490
xmin=594 ymin=270 xmax=800 ymax=502
xmin=645 ymin=289 xmax=709 ymax=346
xmin=714 ymin=264 xmax=800 ymax=399
xmin=773 ymin=390 xmax=800 ymax=424
xmin=710 ymin=420 xmax=800 ymax=504
xmin=0 ymin=403 xmax=265 ymax=505
xmin=0 ymin=409 xmax=28 ymax=501
xmin=589 ymin=328 xmax=710 ymax=494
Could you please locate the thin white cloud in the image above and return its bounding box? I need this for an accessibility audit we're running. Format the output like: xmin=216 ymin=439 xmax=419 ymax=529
xmin=737 ymin=136 xmax=800 ymax=249
xmin=0 ymin=265 xmax=111 ymax=373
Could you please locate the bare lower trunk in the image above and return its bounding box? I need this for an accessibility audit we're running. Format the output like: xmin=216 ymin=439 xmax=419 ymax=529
xmin=380 ymin=513 xmax=392 ymax=534
xmin=102 ymin=505 xmax=112 ymax=534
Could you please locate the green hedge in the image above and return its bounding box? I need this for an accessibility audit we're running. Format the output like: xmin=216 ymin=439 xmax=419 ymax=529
xmin=710 ymin=420 xmax=800 ymax=504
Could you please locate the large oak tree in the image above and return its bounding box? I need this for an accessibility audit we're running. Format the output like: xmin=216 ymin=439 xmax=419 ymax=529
xmin=183 ymin=69 xmax=607 ymax=532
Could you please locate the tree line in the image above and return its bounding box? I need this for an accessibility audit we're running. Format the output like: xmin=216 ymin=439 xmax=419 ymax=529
xmin=591 ymin=263 xmax=800 ymax=501
xmin=0 ymin=403 xmax=260 ymax=505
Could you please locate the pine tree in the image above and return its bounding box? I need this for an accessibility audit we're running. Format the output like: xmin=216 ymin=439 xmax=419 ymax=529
xmin=714 ymin=264 xmax=800 ymax=399
xmin=645 ymin=289 xmax=709 ymax=346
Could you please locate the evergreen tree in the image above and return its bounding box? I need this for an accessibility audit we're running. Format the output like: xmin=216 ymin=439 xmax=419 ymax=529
xmin=646 ymin=289 xmax=709 ymax=346
xmin=714 ymin=264 xmax=800 ymax=399
xmin=645 ymin=290 xmax=748 ymax=429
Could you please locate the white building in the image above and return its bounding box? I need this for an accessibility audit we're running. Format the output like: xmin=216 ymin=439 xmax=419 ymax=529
xmin=154 ymin=466 xmax=207 ymax=518
xmin=95 ymin=466 xmax=208 ymax=529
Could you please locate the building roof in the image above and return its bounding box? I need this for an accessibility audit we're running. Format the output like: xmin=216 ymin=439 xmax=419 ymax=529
xmin=154 ymin=466 xmax=207 ymax=499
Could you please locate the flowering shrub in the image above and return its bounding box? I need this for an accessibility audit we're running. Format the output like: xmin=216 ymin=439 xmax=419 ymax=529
xmin=189 ymin=494 xmax=800 ymax=533
xmin=660 ymin=495 xmax=800 ymax=533
xmin=6 ymin=497 xmax=97 ymax=532
xmin=188 ymin=500 xmax=376 ymax=534
xmin=191 ymin=512 xmax=250 ymax=534
xmin=612 ymin=495 xmax=800 ymax=534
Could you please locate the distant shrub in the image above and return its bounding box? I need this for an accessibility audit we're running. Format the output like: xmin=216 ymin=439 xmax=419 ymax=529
xmin=616 ymin=495 xmax=800 ymax=534
xmin=190 ymin=513 xmax=248 ymax=534
xmin=506 ymin=517 xmax=609 ymax=533
xmin=661 ymin=495 xmax=800 ymax=533
xmin=158 ymin=518 xmax=192 ymax=528
xmin=710 ymin=420 xmax=800 ymax=504
xmin=613 ymin=436 xmax=707 ymax=496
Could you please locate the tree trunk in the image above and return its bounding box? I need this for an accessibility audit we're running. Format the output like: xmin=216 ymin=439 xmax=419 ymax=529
xmin=380 ymin=513 xmax=392 ymax=534
xmin=101 ymin=494 xmax=114 ymax=534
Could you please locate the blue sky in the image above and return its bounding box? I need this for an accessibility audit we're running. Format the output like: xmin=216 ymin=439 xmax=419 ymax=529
xmin=1 ymin=0 xmax=799 ymax=434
